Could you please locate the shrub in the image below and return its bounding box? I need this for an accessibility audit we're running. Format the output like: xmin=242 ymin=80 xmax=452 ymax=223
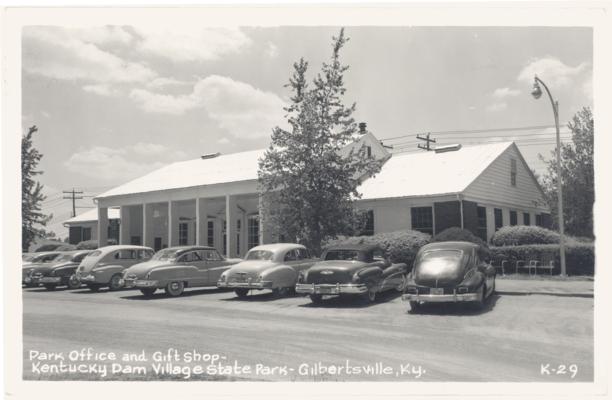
xmin=490 ymin=243 xmax=595 ymax=275
xmin=490 ymin=225 xmax=560 ymax=246
xmin=433 ymin=227 xmax=490 ymax=260
xmin=55 ymin=244 xmax=76 ymax=251
xmin=34 ymin=243 xmax=62 ymax=252
xmin=76 ymin=240 xmax=99 ymax=250
xmin=324 ymin=230 xmax=431 ymax=269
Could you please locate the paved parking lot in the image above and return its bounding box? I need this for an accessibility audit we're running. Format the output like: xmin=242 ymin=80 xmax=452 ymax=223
xmin=22 ymin=285 xmax=593 ymax=381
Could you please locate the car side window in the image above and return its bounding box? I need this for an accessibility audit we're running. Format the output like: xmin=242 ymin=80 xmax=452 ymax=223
xmin=179 ymin=251 xmax=202 ymax=263
xmin=44 ymin=254 xmax=57 ymax=262
xmin=372 ymin=249 xmax=385 ymax=262
xmin=73 ymin=253 xmax=88 ymax=263
xmin=116 ymin=250 xmax=136 ymax=260
xmin=203 ymin=250 xmax=222 ymax=261
xmin=284 ymin=250 xmax=297 ymax=262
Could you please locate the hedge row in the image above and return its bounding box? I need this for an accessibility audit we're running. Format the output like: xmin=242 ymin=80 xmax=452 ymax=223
xmin=490 ymin=243 xmax=595 ymax=275
xmin=490 ymin=225 xmax=560 ymax=246
xmin=324 ymin=230 xmax=431 ymax=268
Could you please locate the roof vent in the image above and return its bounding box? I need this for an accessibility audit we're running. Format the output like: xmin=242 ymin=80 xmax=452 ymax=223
xmin=358 ymin=122 xmax=367 ymax=134
xmin=434 ymin=144 xmax=462 ymax=153
xmin=201 ymin=152 xmax=221 ymax=160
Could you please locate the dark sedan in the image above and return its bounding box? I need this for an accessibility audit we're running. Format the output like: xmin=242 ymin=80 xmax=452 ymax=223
xmin=295 ymin=244 xmax=408 ymax=304
xmin=33 ymin=250 xmax=93 ymax=290
xmin=402 ymin=241 xmax=495 ymax=311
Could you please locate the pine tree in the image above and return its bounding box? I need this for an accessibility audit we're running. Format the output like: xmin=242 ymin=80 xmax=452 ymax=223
xmin=258 ymin=29 xmax=382 ymax=254
xmin=22 ymin=125 xmax=52 ymax=251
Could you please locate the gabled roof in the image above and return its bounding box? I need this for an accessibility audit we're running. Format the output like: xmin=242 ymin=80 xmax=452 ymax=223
xmin=64 ymin=208 xmax=120 ymax=225
xmin=357 ymin=141 xmax=514 ymax=200
xmin=95 ymin=149 xmax=266 ymax=200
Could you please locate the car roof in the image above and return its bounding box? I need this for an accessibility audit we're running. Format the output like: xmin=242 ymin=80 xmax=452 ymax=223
xmin=420 ymin=241 xmax=480 ymax=251
xmin=248 ymin=243 xmax=306 ymax=253
xmin=161 ymin=246 xmax=217 ymax=252
xmin=324 ymin=243 xmax=380 ymax=252
xmin=96 ymin=245 xmax=153 ymax=254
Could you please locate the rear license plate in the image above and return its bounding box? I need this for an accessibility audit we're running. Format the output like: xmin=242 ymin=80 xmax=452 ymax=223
xmin=318 ymin=287 xmax=333 ymax=294
xmin=430 ymin=287 xmax=444 ymax=295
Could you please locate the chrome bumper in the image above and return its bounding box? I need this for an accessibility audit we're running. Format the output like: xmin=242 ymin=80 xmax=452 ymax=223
xmin=125 ymin=279 xmax=159 ymax=288
xmin=217 ymin=280 xmax=273 ymax=289
xmin=39 ymin=277 xmax=62 ymax=284
xmin=78 ymin=274 xmax=96 ymax=282
xmin=401 ymin=292 xmax=479 ymax=303
xmin=295 ymin=283 xmax=368 ymax=295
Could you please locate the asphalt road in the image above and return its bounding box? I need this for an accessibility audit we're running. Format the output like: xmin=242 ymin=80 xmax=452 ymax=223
xmin=22 ymin=285 xmax=593 ymax=382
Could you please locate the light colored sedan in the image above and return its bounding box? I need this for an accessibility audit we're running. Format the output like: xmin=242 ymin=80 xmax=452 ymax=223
xmin=121 ymin=246 xmax=241 ymax=297
xmin=75 ymin=245 xmax=155 ymax=291
xmin=217 ymin=243 xmax=317 ymax=298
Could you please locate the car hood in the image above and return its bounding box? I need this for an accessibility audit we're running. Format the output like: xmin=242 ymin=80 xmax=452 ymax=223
xmin=226 ymin=260 xmax=277 ymax=276
xmin=413 ymin=260 xmax=467 ymax=288
xmin=305 ymin=260 xmax=368 ymax=284
xmin=309 ymin=260 xmax=368 ymax=274
xmin=123 ymin=260 xmax=175 ymax=278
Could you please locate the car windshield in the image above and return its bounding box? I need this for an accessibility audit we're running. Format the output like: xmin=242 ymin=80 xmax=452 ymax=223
xmin=153 ymin=249 xmax=182 ymax=261
xmin=245 ymin=250 xmax=274 ymax=261
xmin=86 ymin=250 xmax=102 ymax=258
xmin=31 ymin=253 xmax=55 ymax=262
xmin=325 ymin=250 xmax=361 ymax=261
xmin=416 ymin=250 xmax=464 ymax=276
xmin=22 ymin=254 xmax=35 ymax=261
xmin=53 ymin=254 xmax=74 ymax=262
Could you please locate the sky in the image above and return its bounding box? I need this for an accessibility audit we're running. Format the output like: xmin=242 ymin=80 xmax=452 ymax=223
xmin=21 ymin=26 xmax=593 ymax=238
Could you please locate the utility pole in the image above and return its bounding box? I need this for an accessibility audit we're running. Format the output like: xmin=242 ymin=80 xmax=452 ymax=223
xmin=63 ymin=188 xmax=84 ymax=217
xmin=417 ymin=133 xmax=436 ymax=151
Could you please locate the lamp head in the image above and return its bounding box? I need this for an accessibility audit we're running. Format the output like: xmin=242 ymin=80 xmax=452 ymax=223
xmin=531 ymin=77 xmax=542 ymax=99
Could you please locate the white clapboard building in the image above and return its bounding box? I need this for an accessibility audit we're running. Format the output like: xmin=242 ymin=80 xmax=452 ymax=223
xmin=64 ymin=127 xmax=550 ymax=256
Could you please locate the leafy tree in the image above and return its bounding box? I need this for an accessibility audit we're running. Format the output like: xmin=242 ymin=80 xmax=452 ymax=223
xmin=539 ymin=107 xmax=594 ymax=238
xmin=22 ymin=125 xmax=52 ymax=251
xmin=258 ymin=29 xmax=382 ymax=254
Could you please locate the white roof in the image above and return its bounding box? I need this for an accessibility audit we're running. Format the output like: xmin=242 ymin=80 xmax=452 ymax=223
xmin=64 ymin=208 xmax=120 ymax=224
xmin=357 ymin=141 xmax=513 ymax=200
xmin=96 ymin=149 xmax=265 ymax=199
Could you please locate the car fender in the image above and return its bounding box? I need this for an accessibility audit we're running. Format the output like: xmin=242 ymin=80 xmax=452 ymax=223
xmin=52 ymin=265 xmax=78 ymax=277
xmin=460 ymin=269 xmax=486 ymax=290
xmin=355 ymin=267 xmax=383 ymax=283
xmin=92 ymin=264 xmax=125 ymax=282
xmin=260 ymin=265 xmax=297 ymax=288
xmin=147 ymin=265 xmax=200 ymax=284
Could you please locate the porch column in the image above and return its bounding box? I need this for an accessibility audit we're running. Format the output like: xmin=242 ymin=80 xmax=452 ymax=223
xmin=226 ymin=195 xmax=237 ymax=257
xmin=168 ymin=201 xmax=179 ymax=247
xmin=196 ymin=198 xmax=208 ymax=246
xmin=119 ymin=206 xmax=130 ymax=245
xmin=97 ymin=206 xmax=109 ymax=247
xmin=142 ymin=203 xmax=153 ymax=248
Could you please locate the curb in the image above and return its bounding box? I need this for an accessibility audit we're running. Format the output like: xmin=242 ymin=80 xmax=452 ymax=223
xmin=496 ymin=290 xmax=593 ymax=298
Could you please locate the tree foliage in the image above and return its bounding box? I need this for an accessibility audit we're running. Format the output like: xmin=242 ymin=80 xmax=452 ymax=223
xmin=22 ymin=125 xmax=52 ymax=251
xmin=258 ymin=29 xmax=382 ymax=254
xmin=539 ymin=107 xmax=594 ymax=238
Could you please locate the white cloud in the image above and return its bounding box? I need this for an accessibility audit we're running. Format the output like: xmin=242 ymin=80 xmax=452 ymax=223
xmin=517 ymin=57 xmax=589 ymax=88
xmin=146 ymin=77 xmax=192 ymax=89
xmin=492 ymin=87 xmax=521 ymax=99
xmin=217 ymin=137 xmax=231 ymax=145
xmin=23 ymin=26 xmax=157 ymax=84
xmin=265 ymin=41 xmax=279 ymax=58
xmin=64 ymin=142 xmax=187 ymax=182
xmin=41 ymin=110 xmax=51 ymax=118
xmin=82 ymin=83 xmax=120 ymax=97
xmin=467 ymin=106 xmax=476 ymax=111
xmin=486 ymin=102 xmax=507 ymax=112
xmin=132 ymin=26 xmax=252 ymax=62
xmin=130 ymin=75 xmax=287 ymax=139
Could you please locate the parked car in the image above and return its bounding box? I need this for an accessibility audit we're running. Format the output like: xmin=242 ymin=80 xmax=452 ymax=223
xmin=295 ymin=244 xmax=408 ymax=304
xmin=402 ymin=241 xmax=496 ymax=311
xmin=121 ymin=246 xmax=241 ymax=297
xmin=217 ymin=243 xmax=317 ymax=298
xmin=76 ymin=245 xmax=155 ymax=291
xmin=22 ymin=251 xmax=64 ymax=287
xmin=33 ymin=250 xmax=93 ymax=290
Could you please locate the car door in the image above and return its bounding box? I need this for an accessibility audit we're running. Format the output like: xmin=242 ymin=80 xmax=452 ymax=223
xmin=202 ymin=249 xmax=228 ymax=285
xmin=177 ymin=250 xmax=208 ymax=286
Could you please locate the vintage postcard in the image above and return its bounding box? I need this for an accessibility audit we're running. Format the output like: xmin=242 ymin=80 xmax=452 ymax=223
xmin=2 ymin=2 xmax=610 ymax=399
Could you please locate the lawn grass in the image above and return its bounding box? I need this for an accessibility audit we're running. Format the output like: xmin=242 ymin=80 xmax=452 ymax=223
xmin=497 ymin=273 xmax=593 ymax=281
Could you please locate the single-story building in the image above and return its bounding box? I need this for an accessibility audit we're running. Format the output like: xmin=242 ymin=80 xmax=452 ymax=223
xmin=67 ymin=127 xmax=550 ymax=256
xmin=64 ymin=208 xmax=120 ymax=244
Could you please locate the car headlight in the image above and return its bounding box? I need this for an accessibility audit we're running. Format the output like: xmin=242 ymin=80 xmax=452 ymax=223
xmin=219 ymin=273 xmax=226 ymax=282
xmin=297 ymin=271 xmax=306 ymax=283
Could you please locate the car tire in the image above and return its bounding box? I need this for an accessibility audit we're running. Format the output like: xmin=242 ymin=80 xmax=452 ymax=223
xmin=87 ymin=284 xmax=101 ymax=292
xmin=165 ymin=281 xmax=185 ymax=297
xmin=309 ymin=294 xmax=323 ymax=304
xmin=67 ymin=275 xmax=81 ymax=290
xmin=363 ymin=287 xmax=377 ymax=303
xmin=276 ymin=287 xmax=293 ymax=297
xmin=43 ymin=284 xmax=56 ymax=291
xmin=396 ymin=274 xmax=408 ymax=292
xmin=235 ymin=288 xmax=249 ymax=298
xmin=409 ymin=301 xmax=421 ymax=312
xmin=474 ymin=285 xmax=486 ymax=310
xmin=140 ymin=288 xmax=156 ymax=297
xmin=108 ymin=274 xmax=123 ymax=291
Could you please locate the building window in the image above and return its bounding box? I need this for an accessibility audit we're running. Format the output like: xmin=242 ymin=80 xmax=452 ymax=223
xmin=359 ymin=210 xmax=375 ymax=236
xmin=82 ymin=227 xmax=92 ymax=241
xmin=523 ymin=213 xmax=531 ymax=225
xmin=510 ymin=211 xmax=517 ymax=226
xmin=366 ymin=146 xmax=372 ymax=158
xmin=411 ymin=206 xmax=433 ymax=235
xmin=236 ymin=219 xmax=241 ymax=256
xmin=207 ymin=220 xmax=214 ymax=247
xmin=510 ymin=158 xmax=517 ymax=187
xmin=494 ymin=208 xmax=503 ymax=231
xmin=247 ymin=215 xmax=259 ymax=250
xmin=130 ymin=236 xmax=141 ymax=245
xmin=476 ymin=206 xmax=487 ymax=241
xmin=535 ymin=214 xmax=543 ymax=227
xmin=222 ymin=220 xmax=227 ymax=256
xmin=178 ymin=222 xmax=188 ymax=246
xmin=154 ymin=237 xmax=162 ymax=252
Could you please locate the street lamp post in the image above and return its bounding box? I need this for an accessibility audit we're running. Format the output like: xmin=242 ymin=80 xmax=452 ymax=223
xmin=531 ymin=75 xmax=567 ymax=277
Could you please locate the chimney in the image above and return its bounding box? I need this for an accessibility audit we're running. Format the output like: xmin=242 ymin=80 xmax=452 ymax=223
xmin=358 ymin=122 xmax=367 ymax=134
xmin=201 ymin=152 xmax=221 ymax=160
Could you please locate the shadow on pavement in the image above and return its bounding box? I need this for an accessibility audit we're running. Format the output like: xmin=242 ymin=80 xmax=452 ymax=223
xmin=120 ymin=287 xmax=229 ymax=300
xmin=297 ymin=290 xmax=403 ymax=309
xmin=406 ymin=293 xmax=501 ymax=316
xmin=219 ymin=290 xmax=298 ymax=303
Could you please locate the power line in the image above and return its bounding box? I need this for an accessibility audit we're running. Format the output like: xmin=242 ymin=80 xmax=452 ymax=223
xmin=416 ymin=133 xmax=436 ymax=151
xmin=380 ymin=124 xmax=557 ymax=142
xmin=62 ymin=188 xmax=84 ymax=218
